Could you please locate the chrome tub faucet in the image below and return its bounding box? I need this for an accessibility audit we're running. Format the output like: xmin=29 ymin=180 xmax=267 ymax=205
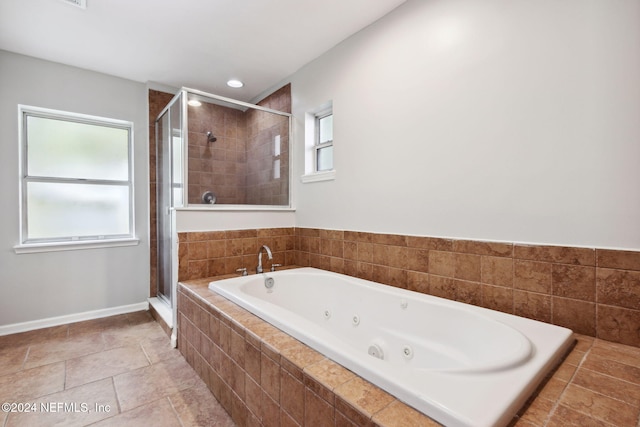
xmin=256 ymin=245 xmax=273 ymax=274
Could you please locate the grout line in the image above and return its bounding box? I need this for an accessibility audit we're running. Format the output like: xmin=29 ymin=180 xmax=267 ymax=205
xmin=20 ymin=346 xmax=31 ymax=371
xmin=139 ymin=342 xmax=153 ymax=365
xmin=166 ymin=395 xmax=185 ymax=427
xmin=542 ymin=343 xmax=589 ymax=426
xmin=110 ymin=376 xmax=123 ymax=415
xmin=542 ymin=340 xmax=631 ymax=427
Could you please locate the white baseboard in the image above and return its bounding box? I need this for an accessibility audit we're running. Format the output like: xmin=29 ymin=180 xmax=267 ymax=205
xmin=0 ymin=301 xmax=150 ymax=336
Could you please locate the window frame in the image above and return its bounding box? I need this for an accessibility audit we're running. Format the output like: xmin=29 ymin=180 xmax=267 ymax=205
xmin=301 ymin=102 xmax=335 ymax=184
xmin=314 ymin=110 xmax=333 ymax=173
xmin=15 ymin=105 xmax=138 ymax=253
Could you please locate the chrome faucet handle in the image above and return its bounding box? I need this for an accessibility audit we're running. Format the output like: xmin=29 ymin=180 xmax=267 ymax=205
xmin=270 ymin=264 xmax=282 ymax=272
xmin=236 ymin=267 xmax=248 ymax=276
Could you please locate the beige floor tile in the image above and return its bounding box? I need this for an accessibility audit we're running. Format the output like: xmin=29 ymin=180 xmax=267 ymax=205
xmin=24 ymin=333 xmax=105 ymax=370
xmin=0 ymin=344 xmax=29 ymax=377
xmin=0 ymin=325 xmax=68 ymax=348
xmin=5 ymin=378 xmax=118 ymax=427
xmin=89 ymin=397 xmax=182 ymax=427
xmin=126 ymin=310 xmax=156 ymax=325
xmin=140 ymin=335 xmax=180 ymax=364
xmin=113 ymin=355 xmax=201 ymax=412
xmin=0 ymin=362 xmax=65 ymax=402
xmin=102 ymin=321 xmax=167 ymax=350
xmin=169 ymin=382 xmax=235 ymax=427
xmin=65 ymin=345 xmax=150 ymax=389
xmin=0 ymin=311 xmax=238 ymax=427
xmin=67 ymin=314 xmax=131 ymax=337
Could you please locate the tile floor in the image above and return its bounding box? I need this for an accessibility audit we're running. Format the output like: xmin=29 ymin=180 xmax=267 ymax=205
xmin=0 ymin=311 xmax=234 ymax=427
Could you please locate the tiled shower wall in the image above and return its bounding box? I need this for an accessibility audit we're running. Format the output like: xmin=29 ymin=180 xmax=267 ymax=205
xmin=245 ymin=84 xmax=291 ymax=205
xmin=187 ymin=83 xmax=291 ymax=205
xmin=178 ymin=227 xmax=640 ymax=348
xmin=188 ymin=102 xmax=247 ymax=204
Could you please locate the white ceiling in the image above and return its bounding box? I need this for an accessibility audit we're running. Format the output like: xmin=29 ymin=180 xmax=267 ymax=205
xmin=0 ymin=0 xmax=406 ymax=101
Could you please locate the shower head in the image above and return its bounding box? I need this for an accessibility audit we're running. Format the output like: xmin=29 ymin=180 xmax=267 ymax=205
xmin=206 ymin=131 xmax=217 ymax=143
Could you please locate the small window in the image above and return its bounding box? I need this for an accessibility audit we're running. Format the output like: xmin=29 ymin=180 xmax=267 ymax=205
xmin=315 ymin=112 xmax=333 ymax=172
xmin=17 ymin=105 xmax=135 ymax=249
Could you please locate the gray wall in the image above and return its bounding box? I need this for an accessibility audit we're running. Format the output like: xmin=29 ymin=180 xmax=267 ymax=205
xmin=0 ymin=50 xmax=149 ymax=327
xmin=290 ymin=0 xmax=640 ymax=250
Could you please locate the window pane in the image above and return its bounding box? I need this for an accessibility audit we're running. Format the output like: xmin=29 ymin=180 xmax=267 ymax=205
xmin=26 ymin=182 xmax=130 ymax=240
xmin=27 ymin=116 xmax=129 ymax=180
xmin=317 ymin=146 xmax=333 ymax=171
xmin=318 ymin=115 xmax=333 ymax=144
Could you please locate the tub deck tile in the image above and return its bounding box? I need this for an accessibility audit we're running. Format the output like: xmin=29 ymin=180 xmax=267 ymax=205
xmin=178 ymin=274 xmax=640 ymax=427
xmin=334 ymin=376 xmax=396 ymax=426
xmin=558 ymin=383 xmax=640 ymax=426
xmin=304 ymin=358 xmax=357 ymax=395
xmin=280 ymin=341 xmax=325 ymax=376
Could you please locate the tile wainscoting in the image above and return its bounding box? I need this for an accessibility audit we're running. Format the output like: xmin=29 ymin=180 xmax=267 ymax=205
xmin=178 ymin=227 xmax=640 ymax=348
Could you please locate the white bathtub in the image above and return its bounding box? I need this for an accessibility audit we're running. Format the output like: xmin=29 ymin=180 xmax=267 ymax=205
xmin=209 ymin=267 xmax=573 ymax=427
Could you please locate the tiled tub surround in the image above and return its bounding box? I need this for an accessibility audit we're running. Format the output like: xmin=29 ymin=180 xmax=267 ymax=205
xmin=177 ymin=227 xmax=640 ymax=348
xmin=207 ymin=268 xmax=574 ymax=427
xmin=293 ymin=228 xmax=640 ymax=348
xmin=178 ymin=277 xmax=640 ymax=426
xmin=178 ymin=228 xmax=296 ymax=282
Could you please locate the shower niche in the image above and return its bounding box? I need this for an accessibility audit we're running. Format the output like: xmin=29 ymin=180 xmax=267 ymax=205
xmin=156 ymin=85 xmax=292 ymax=208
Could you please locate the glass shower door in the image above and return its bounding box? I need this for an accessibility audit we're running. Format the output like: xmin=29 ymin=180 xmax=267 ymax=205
xmin=156 ymin=93 xmax=183 ymax=307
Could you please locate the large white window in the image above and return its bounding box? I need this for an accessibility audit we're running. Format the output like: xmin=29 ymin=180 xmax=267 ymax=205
xmin=16 ymin=105 xmax=136 ymax=252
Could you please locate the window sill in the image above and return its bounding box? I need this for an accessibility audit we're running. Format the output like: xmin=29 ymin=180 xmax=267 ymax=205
xmin=300 ymin=170 xmax=336 ymax=183
xmin=176 ymin=205 xmax=295 ymax=212
xmin=14 ymin=238 xmax=140 ymax=254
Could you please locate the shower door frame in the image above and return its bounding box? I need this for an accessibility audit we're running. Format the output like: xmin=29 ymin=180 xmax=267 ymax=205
xmin=155 ymin=91 xmax=185 ymax=311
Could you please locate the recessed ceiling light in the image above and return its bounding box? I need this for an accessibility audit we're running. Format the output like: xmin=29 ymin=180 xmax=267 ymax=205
xmin=227 ymin=79 xmax=244 ymax=88
xmin=187 ymin=99 xmax=202 ymax=107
